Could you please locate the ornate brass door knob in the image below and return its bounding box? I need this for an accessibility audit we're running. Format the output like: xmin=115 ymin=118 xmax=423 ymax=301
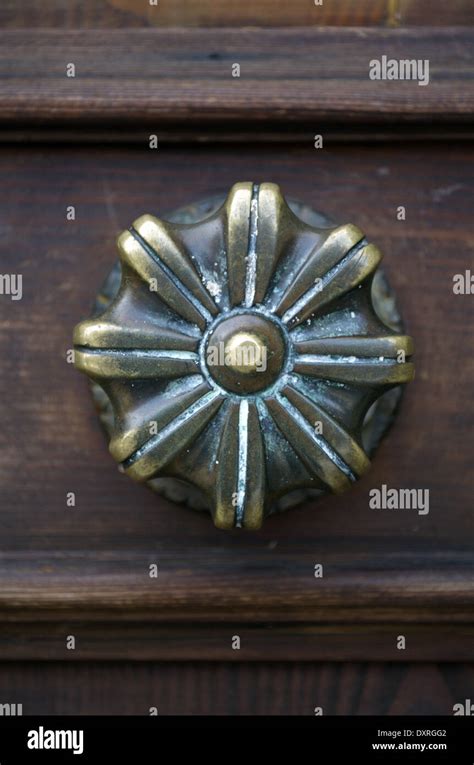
xmin=73 ymin=183 xmax=414 ymax=529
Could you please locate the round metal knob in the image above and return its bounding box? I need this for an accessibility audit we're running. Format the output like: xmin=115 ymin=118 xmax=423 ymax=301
xmin=73 ymin=183 xmax=414 ymax=530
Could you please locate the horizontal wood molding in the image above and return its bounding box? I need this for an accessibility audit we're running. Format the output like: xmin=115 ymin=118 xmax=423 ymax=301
xmin=0 ymin=551 xmax=473 ymax=660
xmin=0 ymin=551 xmax=472 ymax=624
xmin=0 ymin=28 xmax=472 ymax=140
xmin=0 ymin=0 xmax=394 ymax=29
xmin=2 ymin=0 xmax=474 ymax=29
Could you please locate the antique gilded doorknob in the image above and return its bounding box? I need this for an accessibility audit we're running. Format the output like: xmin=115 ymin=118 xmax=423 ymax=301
xmin=73 ymin=183 xmax=414 ymax=529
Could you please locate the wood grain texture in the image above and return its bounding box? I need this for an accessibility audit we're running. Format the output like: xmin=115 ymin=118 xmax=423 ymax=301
xmin=0 ymin=662 xmax=472 ymax=715
xmin=0 ymin=28 xmax=472 ymax=133
xmin=1 ymin=0 xmax=473 ymax=28
xmin=400 ymin=0 xmax=474 ymax=26
xmin=0 ymin=552 xmax=473 ymax=625
xmin=0 ymin=622 xmax=473 ymax=662
xmin=0 ymin=142 xmax=472 ymax=656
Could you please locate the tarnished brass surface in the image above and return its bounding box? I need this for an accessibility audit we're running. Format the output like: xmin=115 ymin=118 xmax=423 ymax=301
xmin=74 ymin=183 xmax=414 ymax=530
xmin=222 ymin=332 xmax=267 ymax=375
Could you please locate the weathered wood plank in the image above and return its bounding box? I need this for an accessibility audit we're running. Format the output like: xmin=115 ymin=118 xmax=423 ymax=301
xmin=0 ymin=28 xmax=472 ymax=132
xmin=1 ymin=1 xmax=473 ymax=29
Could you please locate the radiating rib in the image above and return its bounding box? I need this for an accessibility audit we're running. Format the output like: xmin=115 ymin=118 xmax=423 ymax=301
xmin=110 ymin=380 xmax=212 ymax=463
xmin=133 ymin=215 xmax=218 ymax=313
xmin=264 ymin=394 xmax=354 ymax=494
xmin=214 ymin=400 xmax=266 ymax=530
xmin=244 ymin=184 xmax=259 ymax=307
xmin=118 ymin=220 xmax=217 ymax=330
xmin=74 ymin=317 xmax=199 ymax=352
xmin=282 ymin=243 xmax=382 ymax=328
xmin=294 ymin=335 xmax=415 ymax=386
xmin=237 ymin=400 xmax=266 ymax=529
xmin=225 ymin=182 xmax=253 ymax=306
xmin=294 ymin=335 xmax=414 ymax=358
xmin=74 ymin=347 xmax=199 ymax=380
xmin=273 ymin=224 xmax=365 ymax=317
xmin=123 ymin=390 xmax=224 ymax=481
xmin=226 ymin=182 xmax=298 ymax=309
xmin=293 ymin=353 xmax=415 ymax=386
xmin=252 ymin=183 xmax=295 ymax=305
xmin=282 ymin=383 xmax=370 ymax=478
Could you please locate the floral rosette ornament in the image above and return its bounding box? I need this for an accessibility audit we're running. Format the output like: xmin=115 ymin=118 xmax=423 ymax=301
xmin=74 ymin=183 xmax=414 ymax=529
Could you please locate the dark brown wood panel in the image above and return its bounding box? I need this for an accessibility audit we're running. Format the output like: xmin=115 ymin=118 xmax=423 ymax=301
xmin=0 ymin=141 xmax=472 ymax=648
xmin=0 ymin=623 xmax=473 ymax=662
xmin=0 ymin=29 xmax=472 ymax=133
xmin=400 ymin=0 xmax=474 ymax=26
xmin=0 ymin=662 xmax=472 ymax=715
xmin=1 ymin=0 xmax=474 ymax=28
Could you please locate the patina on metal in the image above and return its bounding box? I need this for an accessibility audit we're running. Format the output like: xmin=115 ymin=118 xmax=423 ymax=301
xmin=73 ymin=183 xmax=415 ymax=530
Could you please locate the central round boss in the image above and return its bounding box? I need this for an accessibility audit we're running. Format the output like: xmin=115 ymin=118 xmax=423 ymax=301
xmin=203 ymin=313 xmax=286 ymax=394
